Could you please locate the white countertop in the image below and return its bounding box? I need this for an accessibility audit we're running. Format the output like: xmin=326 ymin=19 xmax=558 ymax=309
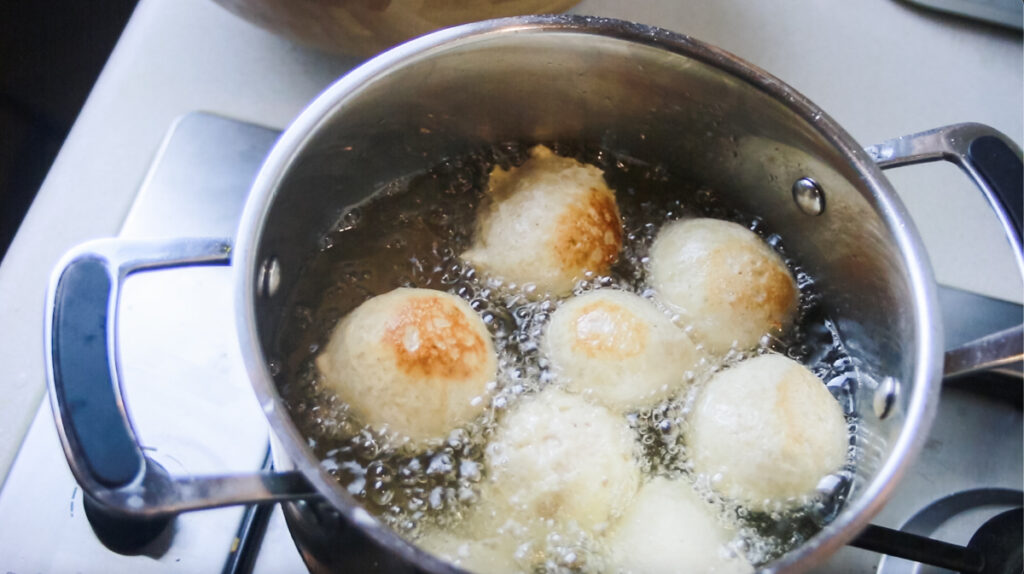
xmin=0 ymin=0 xmax=1020 ymax=481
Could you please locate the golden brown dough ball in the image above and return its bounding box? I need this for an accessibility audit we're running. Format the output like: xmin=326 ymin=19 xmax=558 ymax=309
xmin=543 ymin=289 xmax=702 ymax=411
xmin=649 ymin=218 xmax=798 ymax=354
xmin=462 ymin=145 xmax=623 ymax=296
xmin=316 ymin=288 xmax=497 ymax=448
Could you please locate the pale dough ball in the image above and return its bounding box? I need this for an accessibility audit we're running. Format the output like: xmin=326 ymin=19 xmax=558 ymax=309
xmin=543 ymin=289 xmax=703 ymax=411
xmin=688 ymin=354 xmax=848 ymax=510
xmin=484 ymin=389 xmax=641 ymax=532
xmin=315 ymin=288 xmax=497 ymax=448
xmin=607 ymin=477 xmax=752 ymax=574
xmin=649 ymin=218 xmax=798 ymax=354
xmin=419 ymin=513 xmax=606 ymax=573
xmin=462 ymin=145 xmax=623 ymax=296
xmin=418 ymin=529 xmax=521 ymax=574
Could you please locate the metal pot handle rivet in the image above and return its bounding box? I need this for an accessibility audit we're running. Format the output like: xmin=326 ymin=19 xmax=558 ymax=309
xmin=792 ymin=177 xmax=825 ymax=216
xmin=257 ymin=256 xmax=282 ymax=298
xmin=873 ymin=376 xmax=899 ymax=419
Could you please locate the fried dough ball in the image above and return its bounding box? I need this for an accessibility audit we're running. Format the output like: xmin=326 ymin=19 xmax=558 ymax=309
xmin=418 ymin=529 xmax=521 ymax=574
xmin=420 ymin=512 xmax=607 ymax=574
xmin=315 ymin=288 xmax=497 ymax=448
xmin=543 ymin=289 xmax=702 ymax=411
xmin=607 ymin=477 xmax=753 ymax=574
xmin=483 ymin=389 xmax=640 ymax=532
xmin=462 ymin=145 xmax=623 ymax=296
xmin=688 ymin=353 xmax=848 ymax=510
xmin=649 ymin=218 xmax=798 ymax=354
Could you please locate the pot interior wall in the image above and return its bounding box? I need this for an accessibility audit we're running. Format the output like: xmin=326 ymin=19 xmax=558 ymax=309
xmin=251 ymin=23 xmax=923 ymax=562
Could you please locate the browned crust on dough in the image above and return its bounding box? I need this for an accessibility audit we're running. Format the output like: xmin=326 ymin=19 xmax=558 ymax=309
xmin=571 ymin=300 xmax=648 ymax=358
xmin=705 ymin=242 xmax=797 ymax=330
xmin=382 ymin=295 xmax=489 ymax=381
xmin=553 ymin=188 xmax=623 ymax=276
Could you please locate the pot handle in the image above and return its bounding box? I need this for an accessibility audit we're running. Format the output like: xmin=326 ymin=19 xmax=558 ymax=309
xmin=866 ymin=123 xmax=1023 ymax=378
xmin=46 ymin=237 xmax=315 ymax=517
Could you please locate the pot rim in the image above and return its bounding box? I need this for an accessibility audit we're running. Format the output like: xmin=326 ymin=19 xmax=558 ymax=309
xmin=234 ymin=14 xmax=942 ymax=573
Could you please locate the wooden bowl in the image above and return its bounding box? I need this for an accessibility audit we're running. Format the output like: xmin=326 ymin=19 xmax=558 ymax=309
xmin=211 ymin=0 xmax=581 ymax=56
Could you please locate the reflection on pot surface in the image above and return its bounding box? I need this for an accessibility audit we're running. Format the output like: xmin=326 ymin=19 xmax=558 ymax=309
xmin=272 ymin=142 xmax=862 ymax=573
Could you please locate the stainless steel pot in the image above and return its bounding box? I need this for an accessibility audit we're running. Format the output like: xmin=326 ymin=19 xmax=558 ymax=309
xmin=46 ymin=15 xmax=1023 ymax=574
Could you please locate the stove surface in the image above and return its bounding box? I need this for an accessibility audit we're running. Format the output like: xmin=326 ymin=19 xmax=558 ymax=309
xmin=0 ymin=112 xmax=1019 ymax=574
xmin=0 ymin=113 xmax=307 ymax=574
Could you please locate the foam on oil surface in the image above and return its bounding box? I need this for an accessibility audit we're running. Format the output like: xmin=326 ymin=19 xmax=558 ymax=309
xmin=272 ymin=142 xmax=861 ymax=570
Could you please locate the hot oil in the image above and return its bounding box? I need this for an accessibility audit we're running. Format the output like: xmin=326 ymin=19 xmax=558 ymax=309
xmin=273 ymin=142 xmax=862 ymax=571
